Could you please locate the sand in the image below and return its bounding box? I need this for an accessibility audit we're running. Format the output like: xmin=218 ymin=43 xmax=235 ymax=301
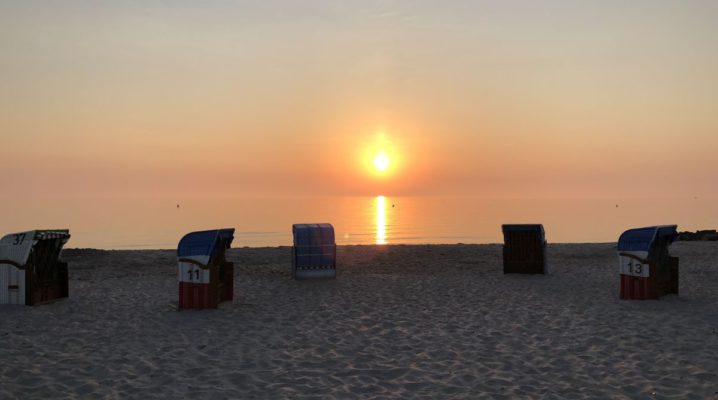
xmin=1 ymin=242 xmax=717 ymax=399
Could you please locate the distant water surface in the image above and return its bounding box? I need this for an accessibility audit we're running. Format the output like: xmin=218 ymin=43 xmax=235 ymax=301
xmin=1 ymin=196 xmax=716 ymax=249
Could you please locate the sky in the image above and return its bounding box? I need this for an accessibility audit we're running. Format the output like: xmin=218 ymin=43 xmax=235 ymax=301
xmin=2 ymin=0 xmax=717 ymax=199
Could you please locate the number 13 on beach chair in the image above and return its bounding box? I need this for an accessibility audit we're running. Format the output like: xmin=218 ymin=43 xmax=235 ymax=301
xmin=177 ymin=229 xmax=234 ymax=310
xmin=617 ymin=225 xmax=679 ymax=300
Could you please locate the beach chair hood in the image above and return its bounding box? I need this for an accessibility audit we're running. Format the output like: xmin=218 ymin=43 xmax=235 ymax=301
xmin=0 ymin=230 xmax=71 ymax=269
xmin=501 ymin=224 xmax=545 ymax=240
xmin=293 ymin=224 xmax=335 ymax=245
xmin=177 ymin=229 xmax=234 ymax=267
xmin=617 ymin=225 xmax=677 ymax=261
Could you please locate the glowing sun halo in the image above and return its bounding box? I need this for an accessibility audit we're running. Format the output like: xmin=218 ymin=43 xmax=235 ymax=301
xmin=373 ymin=153 xmax=390 ymax=172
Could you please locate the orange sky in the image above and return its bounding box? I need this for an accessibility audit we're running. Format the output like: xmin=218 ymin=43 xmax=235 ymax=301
xmin=2 ymin=1 xmax=717 ymax=199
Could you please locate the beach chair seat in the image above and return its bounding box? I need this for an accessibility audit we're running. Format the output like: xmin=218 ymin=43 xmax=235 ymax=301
xmin=292 ymin=224 xmax=336 ymax=279
xmin=0 ymin=230 xmax=71 ymax=305
xmin=502 ymin=224 xmax=547 ymax=274
xmin=617 ymin=225 xmax=678 ymax=300
xmin=177 ymin=228 xmax=234 ymax=309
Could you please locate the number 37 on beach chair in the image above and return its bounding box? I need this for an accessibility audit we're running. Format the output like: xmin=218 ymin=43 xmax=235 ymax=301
xmin=177 ymin=229 xmax=234 ymax=310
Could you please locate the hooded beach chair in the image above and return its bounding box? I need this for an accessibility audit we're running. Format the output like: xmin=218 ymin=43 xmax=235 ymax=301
xmin=177 ymin=228 xmax=234 ymax=309
xmin=292 ymin=224 xmax=336 ymax=279
xmin=617 ymin=225 xmax=678 ymax=300
xmin=501 ymin=224 xmax=547 ymax=274
xmin=0 ymin=230 xmax=71 ymax=305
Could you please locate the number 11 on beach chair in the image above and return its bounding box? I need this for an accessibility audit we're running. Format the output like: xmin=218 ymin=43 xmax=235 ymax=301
xmin=177 ymin=229 xmax=234 ymax=310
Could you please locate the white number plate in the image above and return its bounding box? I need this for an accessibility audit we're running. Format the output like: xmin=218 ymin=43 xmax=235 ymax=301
xmin=178 ymin=263 xmax=209 ymax=283
xmin=619 ymin=256 xmax=650 ymax=278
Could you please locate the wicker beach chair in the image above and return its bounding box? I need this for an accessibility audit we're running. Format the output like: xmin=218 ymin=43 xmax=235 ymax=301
xmin=501 ymin=224 xmax=547 ymax=274
xmin=0 ymin=230 xmax=71 ymax=305
xmin=292 ymin=223 xmax=336 ymax=279
xmin=177 ymin=228 xmax=234 ymax=309
xmin=617 ymin=225 xmax=678 ymax=299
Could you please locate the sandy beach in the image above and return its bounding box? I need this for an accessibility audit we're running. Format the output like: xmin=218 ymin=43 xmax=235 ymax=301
xmin=1 ymin=242 xmax=717 ymax=399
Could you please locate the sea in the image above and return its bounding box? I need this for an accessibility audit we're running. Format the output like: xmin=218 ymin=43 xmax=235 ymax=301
xmin=1 ymin=196 xmax=715 ymax=249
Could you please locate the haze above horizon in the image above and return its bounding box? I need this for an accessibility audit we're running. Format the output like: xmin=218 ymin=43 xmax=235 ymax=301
xmin=2 ymin=1 xmax=718 ymax=200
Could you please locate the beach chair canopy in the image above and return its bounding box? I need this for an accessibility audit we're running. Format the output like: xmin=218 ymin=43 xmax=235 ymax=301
xmin=293 ymin=223 xmax=335 ymax=246
xmin=502 ymin=224 xmax=545 ymax=241
xmin=617 ymin=225 xmax=677 ymax=253
xmin=177 ymin=229 xmax=234 ymax=267
xmin=0 ymin=230 xmax=71 ymax=269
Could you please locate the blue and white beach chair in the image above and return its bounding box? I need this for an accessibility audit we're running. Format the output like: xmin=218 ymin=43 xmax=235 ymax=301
xmin=177 ymin=228 xmax=234 ymax=309
xmin=617 ymin=225 xmax=678 ymax=299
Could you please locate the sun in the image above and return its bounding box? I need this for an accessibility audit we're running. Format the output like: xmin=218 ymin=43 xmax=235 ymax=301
xmin=373 ymin=152 xmax=390 ymax=172
xmin=360 ymin=130 xmax=401 ymax=178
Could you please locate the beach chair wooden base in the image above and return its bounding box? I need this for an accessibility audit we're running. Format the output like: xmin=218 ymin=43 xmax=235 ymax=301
xmin=620 ymin=257 xmax=679 ymax=300
xmin=294 ymin=268 xmax=336 ymax=280
xmin=26 ymin=262 xmax=69 ymax=305
xmin=179 ymin=282 xmax=217 ymax=309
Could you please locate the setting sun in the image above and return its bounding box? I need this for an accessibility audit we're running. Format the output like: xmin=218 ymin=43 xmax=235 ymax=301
xmin=373 ymin=153 xmax=390 ymax=172
xmin=358 ymin=130 xmax=405 ymax=180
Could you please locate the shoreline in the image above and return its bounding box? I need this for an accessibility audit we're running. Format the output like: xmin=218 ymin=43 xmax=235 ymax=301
xmin=61 ymin=241 xmax=624 ymax=252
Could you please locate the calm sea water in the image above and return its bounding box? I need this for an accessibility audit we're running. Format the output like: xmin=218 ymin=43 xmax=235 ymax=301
xmin=1 ymin=196 xmax=716 ymax=249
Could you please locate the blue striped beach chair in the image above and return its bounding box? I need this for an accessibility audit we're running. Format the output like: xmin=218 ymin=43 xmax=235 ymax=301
xmin=292 ymin=224 xmax=336 ymax=279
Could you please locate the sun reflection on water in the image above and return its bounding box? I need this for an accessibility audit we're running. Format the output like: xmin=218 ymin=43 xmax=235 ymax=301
xmin=376 ymin=195 xmax=387 ymax=244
